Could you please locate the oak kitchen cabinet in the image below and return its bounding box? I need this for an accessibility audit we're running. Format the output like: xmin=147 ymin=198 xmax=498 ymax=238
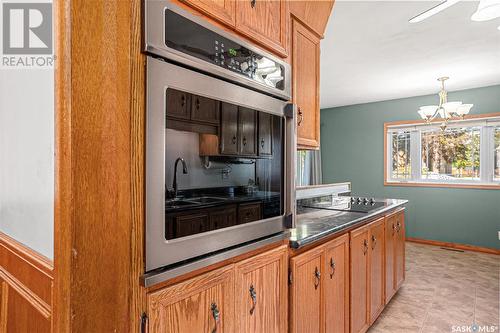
xmin=289 ymin=234 xmax=350 ymax=333
xmin=369 ymin=218 xmax=386 ymax=324
xmin=147 ymin=265 xmax=235 ymax=333
xmin=291 ymin=18 xmax=321 ymax=149
xmin=234 ymin=245 xmax=288 ymax=333
xmin=180 ymin=0 xmax=236 ymax=26
xmin=385 ymin=209 xmax=406 ymax=303
xmin=146 ymin=245 xmax=288 ymax=333
xmin=350 ymin=224 xmax=370 ymax=333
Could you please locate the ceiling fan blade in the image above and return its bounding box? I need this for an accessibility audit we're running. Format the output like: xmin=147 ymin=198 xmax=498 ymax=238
xmin=409 ymin=0 xmax=461 ymax=23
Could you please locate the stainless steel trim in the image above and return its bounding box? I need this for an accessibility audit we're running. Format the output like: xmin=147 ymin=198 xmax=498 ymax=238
xmin=145 ymin=0 xmax=291 ymax=100
xmin=141 ymin=232 xmax=289 ymax=287
xmin=146 ymin=57 xmax=294 ymax=272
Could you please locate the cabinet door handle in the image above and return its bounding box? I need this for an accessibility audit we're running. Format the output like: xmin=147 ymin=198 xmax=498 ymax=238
xmin=243 ymin=137 xmax=247 ymax=146
xmin=396 ymin=221 xmax=401 ymax=233
xmin=250 ymin=0 xmax=256 ymax=8
xmin=329 ymin=258 xmax=336 ymax=279
xmin=363 ymin=239 xmax=368 ymax=255
xmin=195 ymin=97 xmax=200 ymax=109
xmin=181 ymin=95 xmax=185 ymax=107
xmin=297 ymin=107 xmax=304 ymax=127
xmin=260 ymin=138 xmax=265 ymax=148
xmin=232 ymin=136 xmax=237 ymax=145
xmin=314 ymin=266 xmax=321 ymax=289
xmin=211 ymin=303 xmax=220 ymax=333
xmin=249 ymin=284 xmax=257 ymax=315
xmin=392 ymin=223 xmax=395 ymax=235
xmin=372 ymin=235 xmax=377 ymax=250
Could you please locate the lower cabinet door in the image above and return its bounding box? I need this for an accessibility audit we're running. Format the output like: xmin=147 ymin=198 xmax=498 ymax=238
xmin=350 ymin=226 xmax=370 ymax=333
xmin=234 ymin=245 xmax=288 ymax=333
xmin=385 ymin=213 xmax=396 ymax=304
xmin=290 ymin=247 xmax=323 ymax=333
xmin=323 ymin=234 xmax=350 ymax=333
xmin=369 ymin=218 xmax=385 ymax=324
xmin=147 ymin=265 xmax=234 ymax=333
xmin=395 ymin=210 xmax=406 ymax=290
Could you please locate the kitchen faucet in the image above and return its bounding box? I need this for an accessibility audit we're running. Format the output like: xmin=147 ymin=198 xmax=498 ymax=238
xmin=172 ymin=157 xmax=188 ymax=199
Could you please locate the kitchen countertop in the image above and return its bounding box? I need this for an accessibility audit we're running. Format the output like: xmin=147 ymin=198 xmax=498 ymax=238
xmin=289 ymin=198 xmax=408 ymax=249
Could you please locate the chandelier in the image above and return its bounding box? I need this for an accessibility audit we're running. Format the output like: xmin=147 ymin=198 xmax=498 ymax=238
xmin=417 ymin=77 xmax=473 ymax=130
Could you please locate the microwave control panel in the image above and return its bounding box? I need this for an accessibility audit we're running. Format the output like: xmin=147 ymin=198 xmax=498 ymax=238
xmin=165 ymin=9 xmax=285 ymax=92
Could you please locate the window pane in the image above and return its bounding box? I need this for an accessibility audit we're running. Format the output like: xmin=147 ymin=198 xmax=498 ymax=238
xmin=495 ymin=127 xmax=500 ymax=181
xmin=391 ymin=131 xmax=411 ymax=179
xmin=421 ymin=127 xmax=480 ymax=181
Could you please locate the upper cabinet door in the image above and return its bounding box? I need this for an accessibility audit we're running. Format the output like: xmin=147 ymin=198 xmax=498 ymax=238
xmin=166 ymin=89 xmax=190 ymax=120
xmin=147 ymin=265 xmax=234 ymax=333
xmin=191 ymin=94 xmax=220 ymax=124
xmin=238 ymin=107 xmax=257 ymax=156
xmin=234 ymin=245 xmax=288 ymax=333
xmin=180 ymin=0 xmax=236 ymax=26
xmin=258 ymin=112 xmax=273 ymax=156
xmin=220 ymin=102 xmax=239 ymax=155
xmin=235 ymin=0 xmax=288 ymax=57
xmin=292 ymin=19 xmax=320 ymax=150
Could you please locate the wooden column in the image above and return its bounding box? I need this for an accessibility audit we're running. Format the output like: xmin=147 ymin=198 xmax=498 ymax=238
xmin=54 ymin=0 xmax=146 ymax=331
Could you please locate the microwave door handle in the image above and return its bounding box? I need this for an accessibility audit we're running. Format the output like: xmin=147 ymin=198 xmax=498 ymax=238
xmin=284 ymin=103 xmax=296 ymax=229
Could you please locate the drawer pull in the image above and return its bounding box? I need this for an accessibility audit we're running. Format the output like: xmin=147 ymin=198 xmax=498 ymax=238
xmin=249 ymin=284 xmax=257 ymax=315
xmin=211 ymin=302 xmax=220 ymax=333
xmin=330 ymin=258 xmax=336 ymax=279
xmin=314 ymin=266 xmax=321 ymax=289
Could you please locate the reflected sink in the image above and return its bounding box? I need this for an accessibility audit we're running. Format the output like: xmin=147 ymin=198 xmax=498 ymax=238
xmin=165 ymin=200 xmax=198 ymax=209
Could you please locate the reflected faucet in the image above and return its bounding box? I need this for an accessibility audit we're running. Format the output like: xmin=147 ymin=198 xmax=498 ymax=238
xmin=173 ymin=157 xmax=188 ymax=199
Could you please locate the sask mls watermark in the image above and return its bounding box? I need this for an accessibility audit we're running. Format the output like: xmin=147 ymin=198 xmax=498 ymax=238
xmin=1 ymin=1 xmax=54 ymax=68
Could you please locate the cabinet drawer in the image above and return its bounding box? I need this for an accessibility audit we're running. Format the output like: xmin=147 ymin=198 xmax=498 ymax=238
xmin=238 ymin=202 xmax=262 ymax=224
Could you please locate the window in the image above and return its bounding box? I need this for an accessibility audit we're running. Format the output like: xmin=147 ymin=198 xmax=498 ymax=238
xmin=495 ymin=127 xmax=500 ymax=181
xmin=385 ymin=116 xmax=500 ymax=188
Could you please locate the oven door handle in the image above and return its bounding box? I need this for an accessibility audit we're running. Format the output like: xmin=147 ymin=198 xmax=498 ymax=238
xmin=284 ymin=103 xmax=297 ymax=229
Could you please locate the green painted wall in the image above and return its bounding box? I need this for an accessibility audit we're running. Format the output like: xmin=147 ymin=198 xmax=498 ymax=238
xmin=321 ymin=85 xmax=500 ymax=249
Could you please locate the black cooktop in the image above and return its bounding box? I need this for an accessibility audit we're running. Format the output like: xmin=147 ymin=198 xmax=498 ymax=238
xmin=299 ymin=196 xmax=387 ymax=214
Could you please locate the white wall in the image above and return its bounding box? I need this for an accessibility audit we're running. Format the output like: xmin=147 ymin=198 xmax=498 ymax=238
xmin=165 ymin=129 xmax=255 ymax=190
xmin=0 ymin=68 xmax=54 ymax=259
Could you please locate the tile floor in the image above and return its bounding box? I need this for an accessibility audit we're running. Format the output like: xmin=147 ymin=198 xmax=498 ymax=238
xmin=369 ymin=242 xmax=499 ymax=333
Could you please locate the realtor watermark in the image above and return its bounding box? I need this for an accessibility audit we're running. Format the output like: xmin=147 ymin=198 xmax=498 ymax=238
xmin=1 ymin=1 xmax=54 ymax=68
xmin=452 ymin=324 xmax=499 ymax=332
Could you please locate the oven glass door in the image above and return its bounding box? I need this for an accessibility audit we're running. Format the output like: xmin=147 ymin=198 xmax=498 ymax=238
xmin=164 ymin=88 xmax=284 ymax=240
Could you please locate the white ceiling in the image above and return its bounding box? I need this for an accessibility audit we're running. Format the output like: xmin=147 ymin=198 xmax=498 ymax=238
xmin=320 ymin=1 xmax=500 ymax=108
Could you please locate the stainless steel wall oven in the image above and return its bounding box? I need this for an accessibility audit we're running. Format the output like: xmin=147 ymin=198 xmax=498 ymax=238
xmin=145 ymin=1 xmax=295 ymax=273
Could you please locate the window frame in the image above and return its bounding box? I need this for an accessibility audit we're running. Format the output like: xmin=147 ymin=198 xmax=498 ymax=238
xmin=384 ymin=112 xmax=500 ymax=190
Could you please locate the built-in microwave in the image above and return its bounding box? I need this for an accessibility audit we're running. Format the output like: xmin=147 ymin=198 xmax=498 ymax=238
xmin=144 ymin=1 xmax=295 ymax=275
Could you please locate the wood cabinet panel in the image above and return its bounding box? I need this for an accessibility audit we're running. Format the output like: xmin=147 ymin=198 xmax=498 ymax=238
xmin=258 ymin=112 xmax=273 ymax=156
xmin=395 ymin=211 xmax=405 ymax=290
xmin=181 ymin=0 xmax=236 ymax=26
xmin=210 ymin=205 xmax=238 ymax=230
xmin=234 ymin=245 xmax=288 ymax=333
xmin=191 ymin=94 xmax=220 ymax=125
xmin=238 ymin=202 xmax=262 ymax=224
xmin=290 ymin=247 xmax=323 ymax=333
xmin=385 ymin=214 xmax=396 ymax=304
xmin=174 ymin=212 xmax=210 ymax=239
xmin=147 ymin=265 xmax=234 ymax=333
xmin=220 ymin=102 xmax=239 ymax=155
xmin=350 ymin=226 xmax=370 ymax=333
xmin=166 ymin=89 xmax=190 ymax=120
xmin=238 ymin=107 xmax=257 ymax=156
xmin=323 ymin=234 xmax=349 ymax=333
xmin=235 ymin=0 xmax=287 ymax=57
xmin=289 ymin=0 xmax=335 ymax=37
xmin=369 ymin=218 xmax=385 ymax=324
xmin=292 ymin=19 xmax=320 ymax=149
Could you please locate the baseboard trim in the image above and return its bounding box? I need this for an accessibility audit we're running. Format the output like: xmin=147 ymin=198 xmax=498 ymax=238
xmin=406 ymin=237 xmax=500 ymax=255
